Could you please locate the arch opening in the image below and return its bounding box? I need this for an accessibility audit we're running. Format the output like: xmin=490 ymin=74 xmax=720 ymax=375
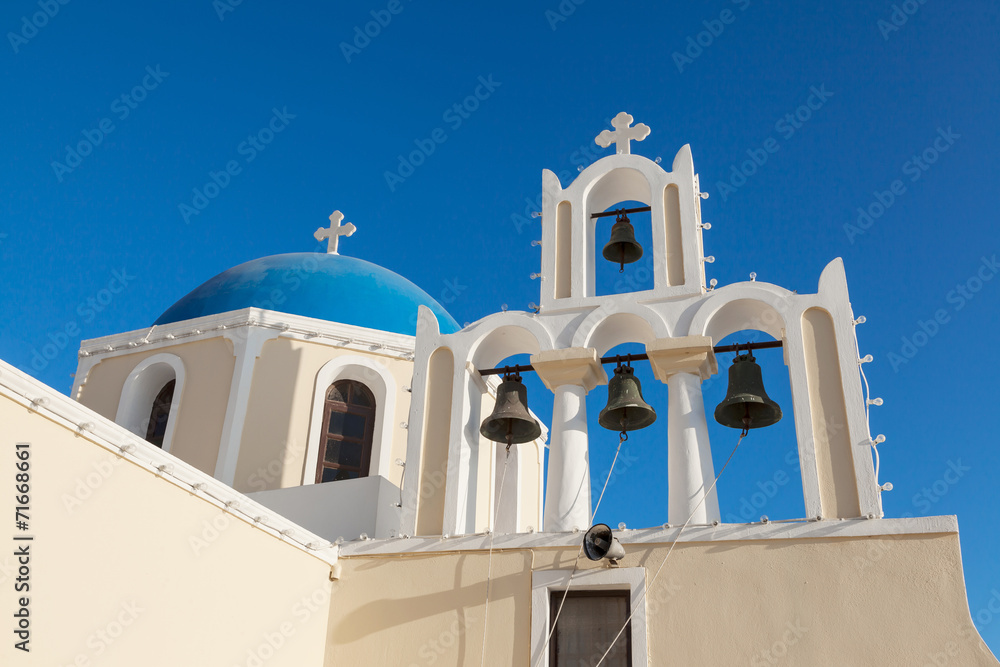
xmin=145 ymin=380 xmax=175 ymax=448
xmin=583 ymin=311 xmax=659 ymax=357
xmin=115 ymin=353 xmax=185 ymax=453
xmin=480 ymin=352 xmax=549 ymax=534
xmin=582 ymin=341 xmax=664 ymax=530
xmin=315 ymin=380 xmax=376 ymax=483
xmin=704 ymin=330 xmax=805 ymax=524
xmin=470 ymin=322 xmax=547 ymax=371
xmin=594 ymin=201 xmax=655 ymax=297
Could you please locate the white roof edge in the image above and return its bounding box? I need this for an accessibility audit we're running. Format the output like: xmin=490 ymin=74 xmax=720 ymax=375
xmin=77 ymin=307 xmax=416 ymax=359
xmin=0 ymin=357 xmax=339 ymax=567
xmin=340 ymin=515 xmax=959 ymax=557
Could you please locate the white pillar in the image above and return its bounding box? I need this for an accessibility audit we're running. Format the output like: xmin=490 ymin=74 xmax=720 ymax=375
xmin=215 ymin=325 xmax=279 ymax=487
xmin=530 ymin=348 xmax=607 ymax=533
xmin=544 ymin=384 xmax=591 ymax=531
xmin=667 ymin=372 xmax=720 ymax=525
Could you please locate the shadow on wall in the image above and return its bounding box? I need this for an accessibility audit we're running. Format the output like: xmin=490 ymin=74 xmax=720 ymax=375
xmin=329 ymin=551 xmax=532 ymax=664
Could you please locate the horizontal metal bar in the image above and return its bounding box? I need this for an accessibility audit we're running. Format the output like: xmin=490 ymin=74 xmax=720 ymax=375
xmin=712 ymin=340 xmax=784 ymax=354
xmin=590 ymin=205 xmax=652 ymax=219
xmin=479 ymin=364 xmax=535 ymax=377
xmin=478 ymin=340 xmax=783 ymax=376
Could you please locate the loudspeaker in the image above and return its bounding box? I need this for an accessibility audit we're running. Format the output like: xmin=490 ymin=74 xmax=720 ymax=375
xmin=583 ymin=523 xmax=626 ymax=562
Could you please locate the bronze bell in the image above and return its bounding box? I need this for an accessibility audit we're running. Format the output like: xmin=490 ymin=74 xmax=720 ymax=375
xmin=602 ymin=212 xmax=643 ymax=273
xmin=714 ymin=353 xmax=782 ymax=432
xmin=598 ymin=364 xmax=657 ymax=432
xmin=480 ymin=373 xmax=542 ymax=445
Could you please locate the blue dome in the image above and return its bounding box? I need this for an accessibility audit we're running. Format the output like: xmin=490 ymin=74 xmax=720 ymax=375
xmin=154 ymin=253 xmax=461 ymax=336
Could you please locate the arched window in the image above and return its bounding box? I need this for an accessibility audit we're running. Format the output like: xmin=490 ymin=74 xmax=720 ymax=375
xmin=316 ymin=380 xmax=375 ymax=483
xmin=116 ymin=354 xmax=185 ymax=453
xmin=145 ymin=380 xmax=175 ymax=448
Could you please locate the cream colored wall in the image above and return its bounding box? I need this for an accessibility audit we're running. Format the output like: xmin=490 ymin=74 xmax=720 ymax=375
xmin=475 ymin=390 xmax=496 ymax=532
xmin=233 ymin=337 xmax=413 ymax=493
xmin=75 ymin=338 xmax=236 ymax=476
xmin=520 ymin=441 xmax=542 ymax=530
xmin=328 ymin=535 xmax=997 ymax=665
xmin=327 ymin=551 xmax=530 ymax=665
xmin=415 ymin=347 xmax=454 ymax=535
xmin=0 ymin=392 xmax=331 ymax=667
xmin=801 ymin=307 xmax=861 ymax=519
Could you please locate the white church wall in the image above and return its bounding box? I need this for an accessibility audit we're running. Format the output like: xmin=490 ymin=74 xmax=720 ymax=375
xmin=0 ymin=360 xmax=336 ymax=666
xmin=330 ymin=522 xmax=998 ymax=666
xmin=234 ymin=334 xmax=414 ymax=494
xmin=248 ymin=474 xmax=401 ymax=541
xmin=74 ymin=336 xmax=237 ymax=476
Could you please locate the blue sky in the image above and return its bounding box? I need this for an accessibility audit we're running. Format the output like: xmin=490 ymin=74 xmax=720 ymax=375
xmin=2 ymin=0 xmax=999 ymax=651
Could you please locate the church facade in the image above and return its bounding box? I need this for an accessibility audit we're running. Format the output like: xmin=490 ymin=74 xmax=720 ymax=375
xmin=1 ymin=114 xmax=995 ymax=665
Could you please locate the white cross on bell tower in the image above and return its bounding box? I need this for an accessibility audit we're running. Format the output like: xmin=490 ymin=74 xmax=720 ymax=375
xmin=314 ymin=210 xmax=357 ymax=255
xmin=595 ymin=111 xmax=651 ymax=155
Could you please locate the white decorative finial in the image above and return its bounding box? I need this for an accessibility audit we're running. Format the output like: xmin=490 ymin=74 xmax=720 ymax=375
xmin=314 ymin=210 xmax=356 ymax=255
xmin=595 ymin=112 xmax=651 ymax=155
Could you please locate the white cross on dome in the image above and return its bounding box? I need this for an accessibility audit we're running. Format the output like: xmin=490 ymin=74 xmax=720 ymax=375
xmin=314 ymin=210 xmax=356 ymax=255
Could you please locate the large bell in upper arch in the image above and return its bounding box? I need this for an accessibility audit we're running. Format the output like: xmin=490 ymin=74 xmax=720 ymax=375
xmin=601 ymin=212 xmax=643 ymax=272
xmin=714 ymin=353 xmax=782 ymax=432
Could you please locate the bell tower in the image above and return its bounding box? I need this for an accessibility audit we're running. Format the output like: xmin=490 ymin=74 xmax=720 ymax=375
xmin=538 ymin=112 xmax=711 ymax=311
xmin=402 ymin=112 xmax=882 ymax=542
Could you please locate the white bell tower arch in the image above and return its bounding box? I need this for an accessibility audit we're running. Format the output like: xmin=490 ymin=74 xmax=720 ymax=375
xmin=402 ymin=112 xmax=881 ymax=539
